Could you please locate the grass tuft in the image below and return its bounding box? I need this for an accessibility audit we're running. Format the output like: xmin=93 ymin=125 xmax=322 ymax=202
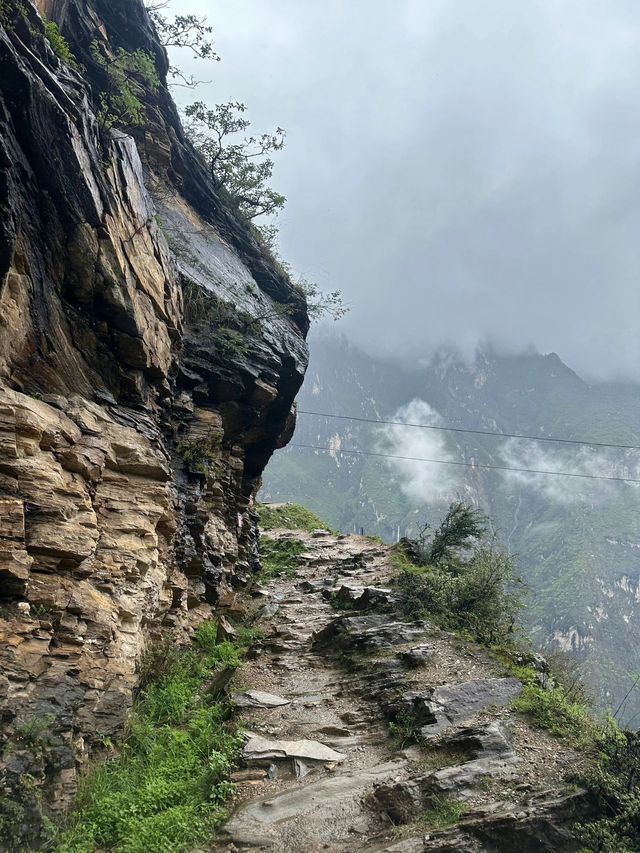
xmin=56 ymin=621 xmax=253 ymax=853
xmin=512 ymin=683 xmax=596 ymax=749
xmin=423 ymin=796 xmax=468 ymax=829
xmin=258 ymin=535 xmax=305 ymax=579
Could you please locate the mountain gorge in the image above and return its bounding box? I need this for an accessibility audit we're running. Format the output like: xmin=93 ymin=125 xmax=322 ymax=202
xmin=1 ymin=1 xmax=639 ymax=850
xmin=263 ymin=335 xmax=640 ymax=722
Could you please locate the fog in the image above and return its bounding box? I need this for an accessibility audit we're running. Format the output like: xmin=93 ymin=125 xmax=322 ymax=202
xmin=376 ymin=400 xmax=638 ymax=506
xmin=169 ymin=0 xmax=640 ymax=381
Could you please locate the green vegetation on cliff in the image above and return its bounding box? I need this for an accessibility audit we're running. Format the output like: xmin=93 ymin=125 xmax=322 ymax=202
xmin=258 ymin=502 xmax=333 ymax=532
xmin=56 ymin=622 xmax=250 ymax=853
xmin=258 ymin=536 xmax=306 ymax=579
xmin=44 ymin=21 xmax=78 ymax=68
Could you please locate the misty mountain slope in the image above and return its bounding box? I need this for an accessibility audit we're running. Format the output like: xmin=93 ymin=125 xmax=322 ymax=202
xmin=262 ymin=334 xmax=640 ymax=721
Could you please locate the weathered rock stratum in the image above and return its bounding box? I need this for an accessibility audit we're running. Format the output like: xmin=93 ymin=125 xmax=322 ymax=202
xmin=0 ymin=0 xmax=308 ymax=838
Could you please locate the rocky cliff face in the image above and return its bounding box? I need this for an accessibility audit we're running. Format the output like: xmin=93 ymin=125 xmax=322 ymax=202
xmin=0 ymin=0 xmax=308 ymax=838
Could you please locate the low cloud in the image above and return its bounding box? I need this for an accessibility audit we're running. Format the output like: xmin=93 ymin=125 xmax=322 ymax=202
xmin=377 ymin=399 xmax=463 ymax=503
xmin=175 ymin=0 xmax=640 ymax=381
xmin=498 ymin=440 xmax=639 ymax=503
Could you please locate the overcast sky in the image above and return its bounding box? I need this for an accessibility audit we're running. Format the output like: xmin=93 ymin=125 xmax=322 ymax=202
xmin=169 ymin=0 xmax=640 ymax=381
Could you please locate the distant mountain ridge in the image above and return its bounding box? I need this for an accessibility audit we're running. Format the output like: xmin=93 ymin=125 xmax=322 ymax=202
xmin=262 ymin=333 xmax=640 ymax=721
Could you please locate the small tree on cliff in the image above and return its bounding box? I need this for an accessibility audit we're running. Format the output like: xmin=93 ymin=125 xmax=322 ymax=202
xmin=183 ymin=101 xmax=286 ymax=221
xmin=91 ymin=42 xmax=159 ymax=130
xmin=146 ymin=2 xmax=220 ymax=87
xmin=426 ymin=501 xmax=487 ymax=568
xmin=397 ymin=502 xmax=525 ymax=644
xmin=146 ymin=2 xmax=347 ymax=322
xmin=406 ymin=501 xmax=487 ymax=569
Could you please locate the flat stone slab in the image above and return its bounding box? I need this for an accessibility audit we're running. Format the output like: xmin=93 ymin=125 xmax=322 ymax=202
xmin=409 ymin=677 xmax=523 ymax=738
xmin=435 ymin=677 xmax=523 ymax=722
xmin=221 ymin=758 xmax=407 ymax=848
xmin=232 ymin=690 xmax=291 ymax=709
xmin=243 ymin=734 xmax=345 ymax=764
xmin=398 ymin=643 xmax=435 ymax=667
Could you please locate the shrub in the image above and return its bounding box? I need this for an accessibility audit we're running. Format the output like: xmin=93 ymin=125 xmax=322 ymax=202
xmin=402 ymin=501 xmax=486 ymax=569
xmin=451 ymin=546 xmax=525 ymax=643
xmin=45 ymin=21 xmax=79 ymax=68
xmin=91 ymin=42 xmax=159 ymax=130
xmin=177 ymin=433 xmax=221 ymax=476
xmin=575 ymin=723 xmax=640 ymax=852
xmin=388 ymin=709 xmax=423 ymax=748
xmin=15 ymin=715 xmax=55 ymax=750
xmin=396 ymin=544 xmax=525 ymax=645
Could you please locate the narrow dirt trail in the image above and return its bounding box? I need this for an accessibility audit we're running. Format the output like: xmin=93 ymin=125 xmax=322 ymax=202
xmin=210 ymin=530 xmax=584 ymax=853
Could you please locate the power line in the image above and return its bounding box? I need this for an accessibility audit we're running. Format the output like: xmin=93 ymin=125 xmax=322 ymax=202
xmin=297 ymin=409 xmax=640 ymax=452
xmin=289 ymin=442 xmax=640 ymax=484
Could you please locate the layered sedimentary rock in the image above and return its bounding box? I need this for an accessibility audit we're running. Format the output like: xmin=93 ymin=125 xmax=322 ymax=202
xmin=0 ymin=0 xmax=308 ymax=839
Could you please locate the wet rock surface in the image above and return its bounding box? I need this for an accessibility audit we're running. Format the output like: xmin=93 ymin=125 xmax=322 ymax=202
xmin=212 ymin=530 xmax=586 ymax=852
xmin=0 ymin=0 xmax=308 ymax=840
xmin=232 ymin=691 xmax=291 ymax=709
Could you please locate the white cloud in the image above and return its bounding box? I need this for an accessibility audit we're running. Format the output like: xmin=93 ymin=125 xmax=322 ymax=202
xmin=499 ymin=440 xmax=639 ymax=503
xmin=376 ymin=399 xmax=462 ymax=503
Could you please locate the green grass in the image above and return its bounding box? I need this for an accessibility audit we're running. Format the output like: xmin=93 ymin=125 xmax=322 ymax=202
xmin=390 ymin=545 xmax=419 ymax=574
xmin=55 ymin=621 xmax=252 ymax=853
xmin=389 ymin=796 xmax=468 ymax=841
xmin=512 ymin=683 xmax=597 ymax=749
xmin=388 ymin=709 xmax=423 ymax=747
xmin=489 ymin=642 xmax=541 ymax=686
xmin=423 ymin=796 xmax=468 ymax=829
xmin=258 ymin=536 xmax=306 ymax=579
xmin=257 ymin=502 xmax=334 ymax=532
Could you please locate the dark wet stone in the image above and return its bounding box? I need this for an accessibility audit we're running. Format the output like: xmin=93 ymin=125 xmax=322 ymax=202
xmin=313 ymin=614 xmax=427 ymax=653
xmin=398 ymin=644 xmax=435 ymax=667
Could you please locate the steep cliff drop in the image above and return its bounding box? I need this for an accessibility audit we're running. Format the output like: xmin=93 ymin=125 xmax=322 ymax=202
xmin=0 ymin=0 xmax=308 ymax=844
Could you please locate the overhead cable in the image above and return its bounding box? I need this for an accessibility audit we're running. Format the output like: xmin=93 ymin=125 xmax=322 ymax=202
xmin=297 ymin=410 xmax=640 ymax=452
xmin=289 ymin=442 xmax=640 ymax=484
